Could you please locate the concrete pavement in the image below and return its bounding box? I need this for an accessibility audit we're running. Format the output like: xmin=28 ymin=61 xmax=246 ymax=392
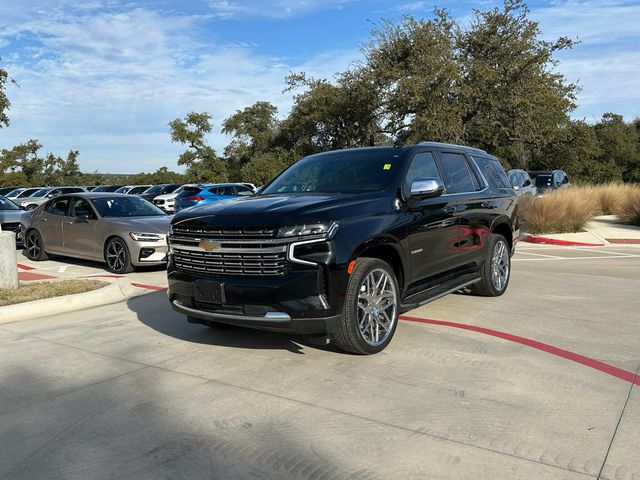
xmin=1 ymin=245 xmax=638 ymax=479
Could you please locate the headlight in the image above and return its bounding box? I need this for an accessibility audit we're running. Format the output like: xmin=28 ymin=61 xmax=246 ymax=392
xmin=277 ymin=221 xmax=338 ymax=238
xmin=129 ymin=232 xmax=166 ymax=242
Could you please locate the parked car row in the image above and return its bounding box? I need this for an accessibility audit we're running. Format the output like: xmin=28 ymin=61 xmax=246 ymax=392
xmin=507 ymin=169 xmax=571 ymax=200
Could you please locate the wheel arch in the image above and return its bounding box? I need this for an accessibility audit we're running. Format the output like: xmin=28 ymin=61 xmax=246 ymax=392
xmin=352 ymin=238 xmax=406 ymax=294
xmin=491 ymin=220 xmax=513 ymax=252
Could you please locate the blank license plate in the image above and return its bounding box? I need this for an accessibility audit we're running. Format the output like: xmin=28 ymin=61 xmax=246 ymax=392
xmin=194 ymin=281 xmax=225 ymax=304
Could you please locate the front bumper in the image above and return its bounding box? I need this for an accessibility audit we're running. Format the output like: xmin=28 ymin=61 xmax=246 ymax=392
xmin=167 ymin=265 xmax=345 ymax=335
xmin=129 ymin=239 xmax=168 ymax=266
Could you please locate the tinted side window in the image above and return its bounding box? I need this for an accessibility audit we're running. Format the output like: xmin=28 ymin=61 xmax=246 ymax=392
xmin=562 ymin=174 xmax=570 ymax=184
xmin=404 ymin=152 xmax=441 ymax=191
xmin=440 ymin=152 xmax=476 ymax=194
xmin=473 ymin=156 xmax=511 ymax=189
xmin=46 ymin=197 xmax=70 ymax=216
xmin=212 ymin=186 xmax=235 ymax=196
xmin=236 ymin=186 xmax=254 ymax=196
xmin=68 ymin=198 xmax=96 ymax=218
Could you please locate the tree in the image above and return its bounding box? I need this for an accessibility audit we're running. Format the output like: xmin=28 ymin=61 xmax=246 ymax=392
xmin=0 ymin=140 xmax=44 ymax=184
xmin=222 ymin=101 xmax=280 ymax=160
xmin=594 ymin=113 xmax=640 ymax=183
xmin=240 ymin=148 xmax=296 ymax=185
xmin=0 ymin=59 xmax=15 ymax=128
xmin=169 ymin=112 xmax=228 ymax=183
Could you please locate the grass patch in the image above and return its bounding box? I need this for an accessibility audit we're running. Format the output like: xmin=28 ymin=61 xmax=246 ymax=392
xmin=0 ymin=280 xmax=109 ymax=307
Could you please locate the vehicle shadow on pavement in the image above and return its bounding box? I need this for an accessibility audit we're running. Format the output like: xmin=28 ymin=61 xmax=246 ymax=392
xmin=127 ymin=291 xmax=340 ymax=355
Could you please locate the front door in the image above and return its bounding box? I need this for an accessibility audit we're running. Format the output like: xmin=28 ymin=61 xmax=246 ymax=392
xmin=38 ymin=196 xmax=70 ymax=252
xmin=62 ymin=197 xmax=98 ymax=258
xmin=404 ymin=151 xmax=460 ymax=289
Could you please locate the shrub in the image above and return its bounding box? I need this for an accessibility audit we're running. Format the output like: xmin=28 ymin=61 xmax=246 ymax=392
xmin=617 ymin=187 xmax=640 ymax=227
xmin=592 ymin=182 xmax=638 ymax=215
xmin=525 ymin=187 xmax=597 ymax=234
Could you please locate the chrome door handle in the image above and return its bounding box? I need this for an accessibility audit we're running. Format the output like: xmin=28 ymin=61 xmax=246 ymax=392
xmin=481 ymin=202 xmax=493 ymax=208
xmin=444 ymin=206 xmax=457 ymax=214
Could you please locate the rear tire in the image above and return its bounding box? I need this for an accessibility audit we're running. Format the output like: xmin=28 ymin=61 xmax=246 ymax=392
xmin=469 ymin=234 xmax=511 ymax=297
xmin=24 ymin=229 xmax=49 ymax=261
xmin=331 ymin=257 xmax=399 ymax=354
xmin=104 ymin=237 xmax=134 ymax=274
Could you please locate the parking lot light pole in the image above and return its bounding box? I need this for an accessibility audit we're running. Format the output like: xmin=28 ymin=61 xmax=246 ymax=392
xmin=0 ymin=230 xmax=19 ymax=290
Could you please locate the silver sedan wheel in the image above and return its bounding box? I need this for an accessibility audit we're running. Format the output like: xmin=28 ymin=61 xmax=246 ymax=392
xmin=26 ymin=231 xmax=42 ymax=259
xmin=491 ymin=240 xmax=510 ymax=291
xmin=357 ymin=268 xmax=398 ymax=346
xmin=106 ymin=240 xmax=127 ymax=272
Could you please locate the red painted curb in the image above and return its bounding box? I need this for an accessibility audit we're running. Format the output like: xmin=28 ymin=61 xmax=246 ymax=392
xmin=521 ymin=234 xmax=604 ymax=247
xmin=400 ymin=315 xmax=640 ymax=386
xmin=131 ymin=282 xmax=168 ymax=292
xmin=16 ymin=263 xmax=35 ymax=271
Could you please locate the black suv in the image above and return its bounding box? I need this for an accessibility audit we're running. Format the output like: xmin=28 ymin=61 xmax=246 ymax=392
xmin=167 ymin=142 xmax=518 ymax=354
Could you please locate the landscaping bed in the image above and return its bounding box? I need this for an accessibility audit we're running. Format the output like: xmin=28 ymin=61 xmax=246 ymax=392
xmin=0 ymin=280 xmax=109 ymax=307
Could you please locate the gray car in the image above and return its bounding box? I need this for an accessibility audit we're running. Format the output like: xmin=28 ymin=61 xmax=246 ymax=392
xmin=22 ymin=192 xmax=171 ymax=273
xmin=507 ymin=169 xmax=537 ymax=199
xmin=17 ymin=186 xmax=88 ymax=211
xmin=0 ymin=196 xmax=26 ymax=246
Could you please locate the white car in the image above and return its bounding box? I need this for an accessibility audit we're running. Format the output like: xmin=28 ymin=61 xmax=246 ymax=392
xmin=153 ymin=184 xmax=197 ymax=213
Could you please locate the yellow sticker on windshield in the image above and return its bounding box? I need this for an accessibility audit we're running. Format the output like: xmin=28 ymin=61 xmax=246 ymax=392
xmin=383 ymin=164 xmax=391 ymax=170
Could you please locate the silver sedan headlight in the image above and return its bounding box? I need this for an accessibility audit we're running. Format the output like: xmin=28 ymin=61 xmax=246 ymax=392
xmin=129 ymin=232 xmax=166 ymax=242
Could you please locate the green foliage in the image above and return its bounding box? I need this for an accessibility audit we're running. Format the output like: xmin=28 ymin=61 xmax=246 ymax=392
xmin=169 ymin=112 xmax=228 ymax=183
xmin=0 ymin=140 xmax=85 ymax=186
xmin=0 ymin=59 xmax=15 ymax=128
xmin=240 ymin=149 xmax=297 ymax=186
xmin=128 ymin=166 xmax=186 ymax=185
xmin=222 ymin=101 xmax=279 ymax=160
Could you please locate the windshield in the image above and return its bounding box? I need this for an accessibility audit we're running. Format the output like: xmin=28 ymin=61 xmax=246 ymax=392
xmin=262 ymin=149 xmax=401 ymax=194
xmin=91 ymin=196 xmax=166 ymax=217
xmin=535 ymin=175 xmax=552 ymax=187
xmin=31 ymin=188 xmax=53 ymax=198
xmin=143 ymin=185 xmax=166 ymax=194
xmin=17 ymin=188 xmax=40 ymax=198
xmin=6 ymin=189 xmax=24 ymax=197
xmin=0 ymin=197 xmax=20 ymax=210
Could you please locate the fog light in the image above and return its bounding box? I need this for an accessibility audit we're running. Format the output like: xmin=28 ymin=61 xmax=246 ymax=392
xmin=139 ymin=248 xmax=155 ymax=259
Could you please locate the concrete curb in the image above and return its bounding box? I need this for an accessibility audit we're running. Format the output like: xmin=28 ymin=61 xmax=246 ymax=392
xmin=0 ymin=280 xmax=148 ymax=325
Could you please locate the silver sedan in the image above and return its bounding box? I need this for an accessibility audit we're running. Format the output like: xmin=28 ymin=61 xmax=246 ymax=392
xmin=22 ymin=192 xmax=171 ymax=273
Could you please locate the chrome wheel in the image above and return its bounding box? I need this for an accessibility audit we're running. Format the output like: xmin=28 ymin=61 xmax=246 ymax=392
xmin=357 ymin=268 xmax=398 ymax=346
xmin=106 ymin=240 xmax=127 ymax=272
xmin=491 ymin=240 xmax=510 ymax=291
xmin=26 ymin=231 xmax=42 ymax=259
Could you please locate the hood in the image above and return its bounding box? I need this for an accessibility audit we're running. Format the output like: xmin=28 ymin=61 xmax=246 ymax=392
xmin=0 ymin=210 xmax=25 ymax=224
xmin=154 ymin=192 xmax=180 ymax=201
xmin=172 ymin=192 xmax=386 ymax=228
xmin=106 ymin=215 xmax=172 ymax=234
xmin=17 ymin=197 xmax=47 ymax=205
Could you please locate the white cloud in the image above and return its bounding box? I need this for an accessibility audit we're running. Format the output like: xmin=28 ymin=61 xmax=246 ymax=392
xmin=0 ymin=5 xmax=360 ymax=173
xmin=208 ymin=0 xmax=356 ymax=19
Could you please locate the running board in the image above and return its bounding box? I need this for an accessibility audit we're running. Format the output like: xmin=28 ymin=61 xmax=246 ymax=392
xmin=399 ymin=274 xmax=481 ymax=313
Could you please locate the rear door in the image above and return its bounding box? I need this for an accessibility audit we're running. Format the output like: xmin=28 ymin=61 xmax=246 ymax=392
xmin=38 ymin=196 xmax=70 ymax=252
xmin=435 ymin=149 xmax=492 ymax=272
xmin=61 ymin=197 xmax=99 ymax=258
xmin=404 ymin=150 xmax=460 ymax=287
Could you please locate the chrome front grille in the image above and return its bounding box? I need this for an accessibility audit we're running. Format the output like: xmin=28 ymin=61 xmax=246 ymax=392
xmin=173 ymin=249 xmax=286 ymax=276
xmin=170 ymin=231 xmax=288 ymax=276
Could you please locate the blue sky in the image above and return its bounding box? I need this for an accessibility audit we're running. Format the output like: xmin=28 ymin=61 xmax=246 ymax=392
xmin=0 ymin=0 xmax=638 ymax=173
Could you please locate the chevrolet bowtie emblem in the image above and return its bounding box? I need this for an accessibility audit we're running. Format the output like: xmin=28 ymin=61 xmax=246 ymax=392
xmin=199 ymin=240 xmax=220 ymax=251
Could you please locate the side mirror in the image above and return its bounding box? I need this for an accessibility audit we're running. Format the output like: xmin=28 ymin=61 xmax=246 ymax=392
xmin=76 ymin=213 xmax=91 ymax=223
xmin=410 ymin=177 xmax=445 ymax=198
xmin=513 ymin=185 xmax=520 ymax=191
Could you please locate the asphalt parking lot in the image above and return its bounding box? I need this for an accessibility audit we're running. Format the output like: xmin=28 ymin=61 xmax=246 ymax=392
xmin=1 ymin=244 xmax=639 ymax=479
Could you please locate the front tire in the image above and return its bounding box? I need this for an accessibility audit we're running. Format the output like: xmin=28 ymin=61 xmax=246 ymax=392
xmin=104 ymin=237 xmax=134 ymax=274
xmin=24 ymin=229 xmax=49 ymax=261
xmin=331 ymin=257 xmax=399 ymax=354
xmin=469 ymin=234 xmax=511 ymax=297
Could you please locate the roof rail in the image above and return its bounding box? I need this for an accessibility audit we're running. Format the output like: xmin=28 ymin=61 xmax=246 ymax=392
xmin=416 ymin=141 xmax=489 ymax=155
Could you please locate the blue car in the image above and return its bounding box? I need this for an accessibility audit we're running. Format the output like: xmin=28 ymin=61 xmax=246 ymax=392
xmin=174 ymin=183 xmax=254 ymax=212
